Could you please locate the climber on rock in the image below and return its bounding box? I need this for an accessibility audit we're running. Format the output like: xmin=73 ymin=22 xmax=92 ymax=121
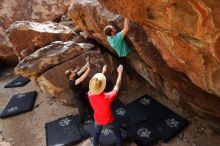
xmin=88 ymin=64 xmax=123 ymax=146
xmin=104 ymin=18 xmax=149 ymax=75
xmin=103 ymin=18 xmax=131 ymax=60
xmin=65 ymin=57 xmax=93 ymax=125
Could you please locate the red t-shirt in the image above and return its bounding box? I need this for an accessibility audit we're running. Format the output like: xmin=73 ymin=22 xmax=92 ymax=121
xmin=88 ymin=90 xmax=118 ymax=125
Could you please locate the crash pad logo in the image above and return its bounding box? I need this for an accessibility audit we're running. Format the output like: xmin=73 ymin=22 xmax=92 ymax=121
xmin=101 ymin=128 xmax=113 ymax=136
xmin=59 ymin=118 xmax=71 ymax=127
xmin=16 ymin=93 xmax=26 ymax=99
xmin=165 ymin=118 xmax=179 ymax=128
xmin=139 ymin=98 xmax=150 ymax=106
xmin=7 ymin=106 xmax=18 ymax=113
xmin=137 ymin=127 xmax=151 ymax=138
xmin=115 ymin=107 xmax=126 ymax=116
xmin=14 ymin=82 xmax=22 ymax=86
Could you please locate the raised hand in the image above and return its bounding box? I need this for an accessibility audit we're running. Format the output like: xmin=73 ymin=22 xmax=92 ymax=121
xmin=117 ymin=64 xmax=123 ymax=74
xmin=86 ymin=57 xmax=90 ymax=63
xmin=102 ymin=64 xmax=107 ymax=74
xmin=85 ymin=57 xmax=90 ymax=67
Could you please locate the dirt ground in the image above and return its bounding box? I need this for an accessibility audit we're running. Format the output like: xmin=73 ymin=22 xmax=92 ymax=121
xmin=0 ymin=67 xmax=220 ymax=146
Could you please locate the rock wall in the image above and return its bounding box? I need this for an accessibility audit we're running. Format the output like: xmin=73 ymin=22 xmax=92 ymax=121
xmin=0 ymin=0 xmax=71 ymax=65
xmin=97 ymin=0 xmax=220 ymax=97
xmin=68 ymin=0 xmax=220 ymax=118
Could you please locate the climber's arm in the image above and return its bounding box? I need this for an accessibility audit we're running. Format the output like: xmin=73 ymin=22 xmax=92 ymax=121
xmin=76 ymin=57 xmax=90 ymax=76
xmin=121 ymin=18 xmax=129 ymax=36
xmin=75 ymin=64 xmax=90 ymax=85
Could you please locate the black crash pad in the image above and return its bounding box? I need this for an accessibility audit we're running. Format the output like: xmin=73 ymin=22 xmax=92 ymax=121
xmin=154 ymin=112 xmax=189 ymax=142
xmin=132 ymin=95 xmax=172 ymax=126
xmin=99 ymin=126 xmax=129 ymax=146
xmin=45 ymin=115 xmax=82 ymax=146
xmin=111 ymin=99 xmax=130 ymax=129
xmin=125 ymin=100 xmax=148 ymax=125
xmin=4 ymin=76 xmax=30 ymax=88
xmin=130 ymin=121 xmax=160 ymax=146
xmin=0 ymin=91 xmax=37 ymax=118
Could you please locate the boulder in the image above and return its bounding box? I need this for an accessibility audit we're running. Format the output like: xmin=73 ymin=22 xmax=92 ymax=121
xmin=7 ymin=21 xmax=78 ymax=60
xmin=68 ymin=0 xmax=220 ymax=118
xmin=0 ymin=0 xmax=71 ymax=65
xmin=15 ymin=41 xmax=94 ymax=77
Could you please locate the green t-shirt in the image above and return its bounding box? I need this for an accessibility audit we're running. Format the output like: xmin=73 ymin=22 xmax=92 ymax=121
xmin=107 ymin=31 xmax=131 ymax=57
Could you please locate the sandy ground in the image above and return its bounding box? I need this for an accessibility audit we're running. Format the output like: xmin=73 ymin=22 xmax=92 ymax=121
xmin=0 ymin=67 xmax=220 ymax=146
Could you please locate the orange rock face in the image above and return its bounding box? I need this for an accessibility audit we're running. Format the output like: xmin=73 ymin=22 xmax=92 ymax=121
xmin=98 ymin=0 xmax=220 ymax=97
xmin=69 ymin=0 xmax=220 ymax=118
